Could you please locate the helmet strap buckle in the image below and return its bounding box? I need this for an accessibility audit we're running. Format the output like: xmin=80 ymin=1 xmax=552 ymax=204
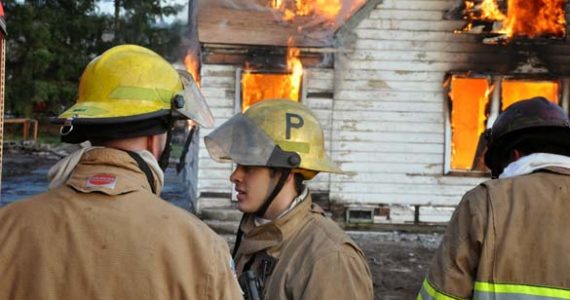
xmin=59 ymin=117 xmax=76 ymax=136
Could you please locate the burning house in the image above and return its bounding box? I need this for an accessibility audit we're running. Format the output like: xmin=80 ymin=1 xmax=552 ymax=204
xmin=187 ymin=0 xmax=570 ymax=224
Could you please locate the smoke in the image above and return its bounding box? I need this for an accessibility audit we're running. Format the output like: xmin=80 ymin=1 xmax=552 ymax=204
xmin=199 ymin=0 xmax=365 ymax=29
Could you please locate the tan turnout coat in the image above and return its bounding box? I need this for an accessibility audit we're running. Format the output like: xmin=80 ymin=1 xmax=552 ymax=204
xmin=0 ymin=148 xmax=242 ymax=300
xmin=419 ymin=167 xmax=570 ymax=299
xmin=234 ymin=193 xmax=374 ymax=300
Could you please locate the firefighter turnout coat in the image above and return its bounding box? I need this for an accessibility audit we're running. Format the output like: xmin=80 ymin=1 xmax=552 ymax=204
xmin=0 ymin=148 xmax=242 ymax=300
xmin=234 ymin=192 xmax=374 ymax=300
xmin=418 ymin=167 xmax=570 ymax=299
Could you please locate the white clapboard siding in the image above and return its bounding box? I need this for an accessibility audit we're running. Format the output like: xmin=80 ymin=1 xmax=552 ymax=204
xmin=197 ymin=0 xmax=570 ymax=212
xmin=198 ymin=64 xmax=236 ymax=201
xmin=329 ymin=0 xmax=505 ymax=207
xmin=198 ymin=66 xmax=336 ymax=200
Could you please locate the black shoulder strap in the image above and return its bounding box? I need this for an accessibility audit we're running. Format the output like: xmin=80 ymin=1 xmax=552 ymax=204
xmin=124 ymin=150 xmax=157 ymax=194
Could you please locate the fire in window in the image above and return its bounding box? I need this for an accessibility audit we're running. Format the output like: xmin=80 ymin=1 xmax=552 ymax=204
xmin=448 ymin=76 xmax=492 ymax=171
xmin=501 ymin=79 xmax=560 ymax=109
xmin=450 ymin=0 xmax=566 ymax=44
xmin=446 ymin=74 xmax=562 ymax=173
xmin=240 ymin=47 xmax=304 ymax=111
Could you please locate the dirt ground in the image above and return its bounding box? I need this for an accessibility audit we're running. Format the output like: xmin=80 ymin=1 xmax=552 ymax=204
xmin=350 ymin=231 xmax=440 ymax=299
xmin=1 ymin=147 xmax=442 ymax=299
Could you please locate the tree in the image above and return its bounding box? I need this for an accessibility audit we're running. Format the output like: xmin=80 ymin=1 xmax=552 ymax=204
xmin=109 ymin=0 xmax=185 ymax=61
xmin=4 ymin=0 xmax=185 ymax=117
xmin=5 ymin=0 xmax=110 ymax=117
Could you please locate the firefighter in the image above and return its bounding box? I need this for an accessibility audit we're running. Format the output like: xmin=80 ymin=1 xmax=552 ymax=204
xmin=0 ymin=45 xmax=242 ymax=300
xmin=205 ymin=99 xmax=374 ymax=300
xmin=418 ymin=96 xmax=570 ymax=299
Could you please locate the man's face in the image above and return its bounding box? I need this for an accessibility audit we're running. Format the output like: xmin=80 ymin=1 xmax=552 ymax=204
xmin=230 ymin=165 xmax=275 ymax=214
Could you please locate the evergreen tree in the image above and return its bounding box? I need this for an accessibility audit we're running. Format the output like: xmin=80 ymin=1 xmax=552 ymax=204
xmin=4 ymin=0 xmax=185 ymax=117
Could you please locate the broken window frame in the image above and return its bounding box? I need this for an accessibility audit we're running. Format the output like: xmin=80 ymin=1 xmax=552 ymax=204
xmin=445 ymin=0 xmax=567 ymax=44
xmin=444 ymin=73 xmax=567 ymax=176
xmin=235 ymin=67 xmax=307 ymax=113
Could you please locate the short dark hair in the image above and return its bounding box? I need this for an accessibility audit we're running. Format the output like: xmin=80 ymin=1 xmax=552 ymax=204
xmin=493 ymin=127 xmax=570 ymax=174
xmin=269 ymin=168 xmax=305 ymax=194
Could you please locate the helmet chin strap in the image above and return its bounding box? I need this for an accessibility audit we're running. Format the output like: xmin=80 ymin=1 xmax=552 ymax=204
xmin=254 ymin=169 xmax=291 ymax=218
xmin=232 ymin=168 xmax=291 ymax=258
xmin=158 ymin=118 xmax=175 ymax=171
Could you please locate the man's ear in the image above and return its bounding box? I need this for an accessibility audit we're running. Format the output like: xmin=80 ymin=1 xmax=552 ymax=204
xmin=512 ymin=149 xmax=523 ymax=161
xmin=146 ymin=135 xmax=162 ymax=160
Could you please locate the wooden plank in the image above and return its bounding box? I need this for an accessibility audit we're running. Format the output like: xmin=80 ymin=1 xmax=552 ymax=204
xmin=305 ymin=97 xmax=333 ymax=110
xmin=335 ymin=151 xmax=443 ymax=164
xmin=332 ymin=141 xmax=443 ymax=154
xmin=333 ymin=131 xmax=443 ymax=144
xmin=332 ymin=120 xmax=444 ymax=133
xmin=337 ymin=162 xmax=443 ymax=174
xmin=343 ymin=70 xmax=446 ymax=82
xmin=201 ymin=76 xmax=235 ymax=89
xmin=335 ymin=90 xmax=444 ymax=102
xmin=331 ymin=192 xmax=462 ymax=206
xmin=337 ymin=80 xmax=446 ymax=92
xmin=345 ymin=59 xmax=505 ymax=72
xmin=198 ymin=169 xmax=233 ymax=179
xmin=202 ymin=88 xmax=235 ymax=99
xmin=332 ymin=111 xmax=443 ymax=123
xmin=358 ymin=19 xmax=467 ymax=32
xmin=201 ymin=97 xmax=233 ymax=108
xmin=202 ymin=64 xmax=236 ymax=74
xmin=330 ymin=173 xmax=486 ymax=186
xmin=198 ymin=5 xmax=331 ymax=47
xmin=334 ymin=100 xmax=443 ymax=112
xmin=369 ymin=9 xmax=447 ymax=21
xmin=354 ymin=39 xmax=499 ymax=53
xmin=331 ymin=182 xmax=472 ymax=196
xmin=379 ymin=0 xmax=453 ymax=10
xmin=348 ymin=50 xmax=509 ymax=64
xmin=354 ymin=28 xmax=476 ymax=42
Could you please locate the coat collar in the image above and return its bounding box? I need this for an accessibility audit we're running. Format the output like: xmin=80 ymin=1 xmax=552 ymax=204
xmin=238 ymin=193 xmax=326 ymax=257
xmin=66 ymin=148 xmax=160 ymax=196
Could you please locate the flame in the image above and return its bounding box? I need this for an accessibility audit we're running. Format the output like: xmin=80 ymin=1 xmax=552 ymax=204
xmin=241 ymin=39 xmax=304 ymax=111
xmin=287 ymin=39 xmax=304 ymax=99
xmin=449 ymin=76 xmax=491 ymax=170
xmin=184 ymin=53 xmax=201 ymax=87
xmin=501 ymin=79 xmax=560 ymax=110
xmin=269 ymin=0 xmax=365 ymax=24
xmin=462 ymin=0 xmax=565 ymax=41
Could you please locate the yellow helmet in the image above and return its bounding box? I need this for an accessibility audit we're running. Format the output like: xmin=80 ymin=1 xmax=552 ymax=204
xmin=205 ymin=99 xmax=342 ymax=179
xmin=54 ymin=44 xmax=213 ymax=143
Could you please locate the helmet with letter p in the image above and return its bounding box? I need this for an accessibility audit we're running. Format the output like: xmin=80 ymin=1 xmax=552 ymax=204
xmin=205 ymin=99 xmax=342 ymax=180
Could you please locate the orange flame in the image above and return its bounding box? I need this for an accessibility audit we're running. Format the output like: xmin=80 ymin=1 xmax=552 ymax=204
xmin=183 ymin=53 xmax=201 ymax=87
xmin=449 ymin=76 xmax=491 ymax=170
xmin=240 ymin=39 xmax=304 ymax=111
xmin=463 ymin=0 xmax=565 ymax=41
xmin=287 ymin=38 xmax=304 ymax=99
xmin=501 ymin=79 xmax=560 ymax=110
xmin=270 ymin=0 xmax=364 ymax=24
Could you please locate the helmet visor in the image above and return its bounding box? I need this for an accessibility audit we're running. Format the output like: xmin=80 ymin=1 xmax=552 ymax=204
xmin=205 ymin=114 xmax=300 ymax=168
xmin=205 ymin=114 xmax=276 ymax=166
xmin=176 ymin=70 xmax=215 ymax=128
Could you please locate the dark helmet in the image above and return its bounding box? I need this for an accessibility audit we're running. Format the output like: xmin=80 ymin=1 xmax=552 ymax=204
xmin=484 ymin=96 xmax=570 ymax=177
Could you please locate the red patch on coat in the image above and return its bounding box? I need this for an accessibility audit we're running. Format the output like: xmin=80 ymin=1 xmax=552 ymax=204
xmin=86 ymin=174 xmax=117 ymax=189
